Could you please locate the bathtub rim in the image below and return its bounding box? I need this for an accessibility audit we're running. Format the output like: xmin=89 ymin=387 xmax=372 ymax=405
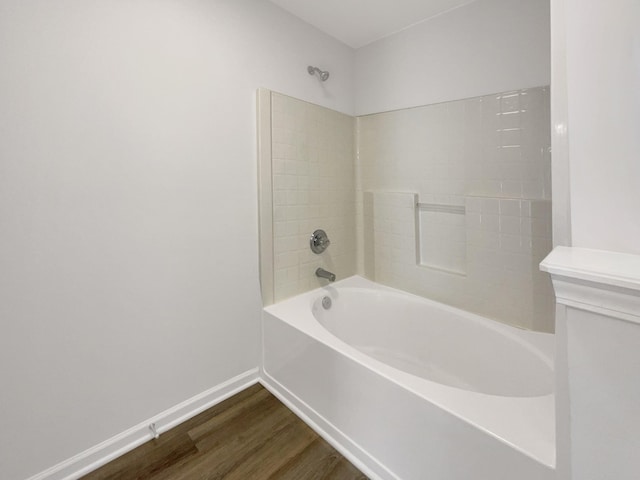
xmin=264 ymin=275 xmax=556 ymax=469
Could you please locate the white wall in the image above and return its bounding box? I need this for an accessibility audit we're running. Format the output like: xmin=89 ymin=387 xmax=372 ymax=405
xmin=566 ymin=307 xmax=640 ymax=480
xmin=549 ymin=0 xmax=572 ymax=476
xmin=550 ymin=1 xmax=640 ymax=479
xmin=0 ymin=1 xmax=354 ymax=478
xmin=354 ymin=0 xmax=550 ymax=115
xmin=565 ymin=0 xmax=640 ymax=255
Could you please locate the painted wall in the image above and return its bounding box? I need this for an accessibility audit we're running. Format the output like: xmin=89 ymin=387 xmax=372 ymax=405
xmin=549 ymin=0 xmax=572 ymax=477
xmin=550 ymin=1 xmax=640 ymax=479
xmin=0 ymin=1 xmax=354 ymax=478
xmin=566 ymin=307 xmax=640 ymax=480
xmin=549 ymin=0 xmax=571 ymax=249
xmin=565 ymin=0 xmax=640 ymax=255
xmin=354 ymin=0 xmax=550 ymax=115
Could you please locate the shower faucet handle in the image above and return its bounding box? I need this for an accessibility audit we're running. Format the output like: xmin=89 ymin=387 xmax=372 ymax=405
xmin=310 ymin=229 xmax=331 ymax=254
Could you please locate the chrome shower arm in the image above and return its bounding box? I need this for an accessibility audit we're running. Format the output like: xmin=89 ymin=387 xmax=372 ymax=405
xmin=308 ymin=65 xmax=330 ymax=81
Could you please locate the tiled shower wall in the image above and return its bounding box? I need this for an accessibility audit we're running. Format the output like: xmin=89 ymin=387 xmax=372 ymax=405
xmin=270 ymin=93 xmax=356 ymax=302
xmin=264 ymin=87 xmax=553 ymax=331
xmin=357 ymin=87 xmax=554 ymax=331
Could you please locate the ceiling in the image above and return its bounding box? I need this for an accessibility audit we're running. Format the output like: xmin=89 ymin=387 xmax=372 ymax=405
xmin=268 ymin=0 xmax=476 ymax=48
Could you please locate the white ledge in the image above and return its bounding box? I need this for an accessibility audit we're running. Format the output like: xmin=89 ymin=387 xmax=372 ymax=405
xmin=540 ymin=247 xmax=640 ymax=324
xmin=540 ymin=246 xmax=640 ymax=292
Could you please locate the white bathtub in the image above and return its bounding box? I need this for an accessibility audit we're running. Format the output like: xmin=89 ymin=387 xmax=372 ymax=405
xmin=261 ymin=276 xmax=555 ymax=480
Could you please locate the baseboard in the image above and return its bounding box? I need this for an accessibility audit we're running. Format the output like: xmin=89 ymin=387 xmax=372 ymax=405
xmin=259 ymin=371 xmax=398 ymax=480
xmin=27 ymin=368 xmax=259 ymax=480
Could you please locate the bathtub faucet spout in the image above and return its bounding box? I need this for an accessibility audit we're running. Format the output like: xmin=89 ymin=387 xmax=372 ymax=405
xmin=315 ymin=268 xmax=336 ymax=282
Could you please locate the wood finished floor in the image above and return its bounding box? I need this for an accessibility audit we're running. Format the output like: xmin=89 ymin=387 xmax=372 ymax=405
xmin=81 ymin=383 xmax=368 ymax=480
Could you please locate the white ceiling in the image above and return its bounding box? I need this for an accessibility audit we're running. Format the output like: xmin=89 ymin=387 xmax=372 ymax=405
xmin=268 ymin=0 xmax=476 ymax=48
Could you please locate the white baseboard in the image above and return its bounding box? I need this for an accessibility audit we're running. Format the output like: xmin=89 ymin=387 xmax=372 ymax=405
xmin=259 ymin=371 xmax=398 ymax=480
xmin=27 ymin=368 xmax=259 ymax=480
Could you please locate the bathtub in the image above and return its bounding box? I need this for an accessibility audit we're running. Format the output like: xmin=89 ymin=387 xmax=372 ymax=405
xmin=261 ymin=276 xmax=555 ymax=480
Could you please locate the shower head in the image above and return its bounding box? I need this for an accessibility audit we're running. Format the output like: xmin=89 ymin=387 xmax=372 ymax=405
xmin=308 ymin=65 xmax=330 ymax=81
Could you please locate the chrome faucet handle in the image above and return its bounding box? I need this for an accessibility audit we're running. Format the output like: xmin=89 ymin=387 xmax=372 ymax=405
xmin=310 ymin=229 xmax=331 ymax=254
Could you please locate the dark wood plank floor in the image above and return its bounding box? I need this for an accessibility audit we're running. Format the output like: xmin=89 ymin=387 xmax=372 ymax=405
xmin=82 ymin=383 xmax=368 ymax=480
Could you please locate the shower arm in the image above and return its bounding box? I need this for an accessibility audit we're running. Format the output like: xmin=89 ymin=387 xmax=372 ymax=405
xmin=308 ymin=65 xmax=330 ymax=81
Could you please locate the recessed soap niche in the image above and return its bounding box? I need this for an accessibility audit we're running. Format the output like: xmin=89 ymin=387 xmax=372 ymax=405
xmin=417 ymin=201 xmax=466 ymax=275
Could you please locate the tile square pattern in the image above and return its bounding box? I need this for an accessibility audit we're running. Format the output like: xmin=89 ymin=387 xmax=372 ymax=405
xmin=264 ymin=87 xmax=553 ymax=331
xmin=271 ymin=93 xmax=356 ymax=302
xmin=357 ymin=87 xmax=553 ymax=331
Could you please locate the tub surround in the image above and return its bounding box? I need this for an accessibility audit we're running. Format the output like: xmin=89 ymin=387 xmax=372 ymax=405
xmin=357 ymin=87 xmax=553 ymax=332
xmin=541 ymin=247 xmax=640 ymax=480
xmin=263 ymin=276 xmax=555 ymax=480
xmin=259 ymin=87 xmax=553 ymax=333
xmin=362 ymin=191 xmax=553 ymax=332
xmin=263 ymin=90 xmax=357 ymax=303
